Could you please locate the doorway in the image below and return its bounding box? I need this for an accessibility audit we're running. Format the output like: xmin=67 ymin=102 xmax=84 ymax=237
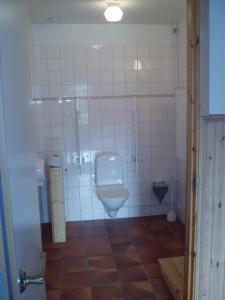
xmin=0 ymin=0 xmax=203 ymax=300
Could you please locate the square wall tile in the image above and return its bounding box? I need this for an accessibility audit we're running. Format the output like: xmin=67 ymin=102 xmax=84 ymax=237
xmin=47 ymin=46 xmax=60 ymax=58
xmin=61 ymin=45 xmax=74 ymax=58
xmin=100 ymin=45 xmax=112 ymax=58
xmin=113 ymin=45 xmax=125 ymax=57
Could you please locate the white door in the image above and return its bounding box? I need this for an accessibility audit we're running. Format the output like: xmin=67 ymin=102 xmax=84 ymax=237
xmin=0 ymin=0 xmax=46 ymax=299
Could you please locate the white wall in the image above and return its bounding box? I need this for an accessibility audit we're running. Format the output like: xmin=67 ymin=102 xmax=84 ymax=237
xmin=209 ymin=0 xmax=225 ymax=114
xmin=32 ymin=24 xmax=178 ymax=222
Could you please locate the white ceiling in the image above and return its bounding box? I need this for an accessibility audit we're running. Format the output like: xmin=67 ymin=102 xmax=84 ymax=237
xmin=28 ymin=0 xmax=186 ymax=25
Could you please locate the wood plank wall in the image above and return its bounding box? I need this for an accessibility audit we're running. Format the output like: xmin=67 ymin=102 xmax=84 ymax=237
xmin=195 ymin=118 xmax=225 ymax=299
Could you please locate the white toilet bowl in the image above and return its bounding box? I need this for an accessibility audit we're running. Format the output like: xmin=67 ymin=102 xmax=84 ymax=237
xmin=95 ymin=152 xmax=129 ymax=218
xmin=96 ymin=184 xmax=129 ymax=218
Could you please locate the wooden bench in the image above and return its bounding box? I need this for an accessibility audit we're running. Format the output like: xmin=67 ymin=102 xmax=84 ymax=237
xmin=158 ymin=256 xmax=184 ymax=300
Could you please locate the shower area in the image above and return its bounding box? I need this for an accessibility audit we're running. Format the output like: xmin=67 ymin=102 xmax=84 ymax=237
xmin=32 ymin=22 xmax=187 ymax=223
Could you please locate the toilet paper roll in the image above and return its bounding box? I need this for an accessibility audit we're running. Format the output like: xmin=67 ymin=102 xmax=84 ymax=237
xmin=167 ymin=210 xmax=176 ymax=222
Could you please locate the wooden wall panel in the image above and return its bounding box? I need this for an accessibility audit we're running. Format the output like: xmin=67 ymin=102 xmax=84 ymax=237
xmin=209 ymin=121 xmax=225 ymax=299
xmin=195 ymin=119 xmax=225 ymax=299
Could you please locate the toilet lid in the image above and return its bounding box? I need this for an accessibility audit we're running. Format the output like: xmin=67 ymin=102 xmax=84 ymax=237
xmin=97 ymin=185 xmax=129 ymax=199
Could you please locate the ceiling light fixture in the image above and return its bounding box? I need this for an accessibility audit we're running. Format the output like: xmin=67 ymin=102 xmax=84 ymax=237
xmin=104 ymin=1 xmax=123 ymax=23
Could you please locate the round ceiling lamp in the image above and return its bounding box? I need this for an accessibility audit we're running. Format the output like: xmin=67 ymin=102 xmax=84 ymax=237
xmin=104 ymin=2 xmax=123 ymax=22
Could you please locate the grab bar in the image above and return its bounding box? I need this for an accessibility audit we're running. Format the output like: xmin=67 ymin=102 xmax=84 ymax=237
xmin=75 ymin=99 xmax=82 ymax=176
xmin=132 ymin=97 xmax=138 ymax=173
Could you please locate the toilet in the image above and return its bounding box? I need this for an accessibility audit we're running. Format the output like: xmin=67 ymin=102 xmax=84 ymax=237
xmin=95 ymin=151 xmax=129 ymax=218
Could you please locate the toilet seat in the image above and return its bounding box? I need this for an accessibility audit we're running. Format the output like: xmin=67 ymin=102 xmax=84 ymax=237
xmin=96 ymin=184 xmax=129 ymax=201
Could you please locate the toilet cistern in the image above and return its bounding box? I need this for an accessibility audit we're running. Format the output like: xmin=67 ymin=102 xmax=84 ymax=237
xmin=95 ymin=151 xmax=129 ymax=218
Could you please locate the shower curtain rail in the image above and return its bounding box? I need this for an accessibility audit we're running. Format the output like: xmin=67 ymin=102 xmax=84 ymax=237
xmin=32 ymin=94 xmax=175 ymax=102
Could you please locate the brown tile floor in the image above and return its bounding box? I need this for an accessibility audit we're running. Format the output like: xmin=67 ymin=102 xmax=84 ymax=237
xmin=43 ymin=215 xmax=185 ymax=300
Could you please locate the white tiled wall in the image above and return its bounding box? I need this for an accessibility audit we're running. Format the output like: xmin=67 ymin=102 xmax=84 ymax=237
xmin=32 ymin=40 xmax=178 ymax=222
xmin=34 ymin=96 xmax=177 ymax=221
xmin=32 ymin=43 xmax=176 ymax=99
xmin=176 ymin=17 xmax=187 ymax=223
xmin=176 ymin=88 xmax=187 ymax=224
xmin=177 ymin=18 xmax=187 ymax=88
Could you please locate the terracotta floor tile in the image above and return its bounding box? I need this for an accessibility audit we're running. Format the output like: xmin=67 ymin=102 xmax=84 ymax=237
xmin=127 ymin=217 xmax=147 ymax=225
xmin=122 ymin=280 xmax=154 ymax=300
xmin=46 ymin=260 xmax=62 ymax=290
xmin=46 ymin=249 xmax=62 ymax=261
xmin=147 ymin=218 xmax=168 ymax=232
xmin=88 ymin=255 xmax=116 ymax=269
xmin=46 ymin=289 xmax=61 ymax=300
xmin=127 ymin=224 xmax=149 ymax=232
xmin=43 ymin=217 xmax=185 ymax=300
xmin=83 ymin=236 xmax=109 ymax=246
xmin=154 ymin=230 xmax=174 ymax=241
xmin=92 ymin=219 xmax=106 ymax=227
xmin=82 ymin=226 xmax=107 ymax=236
xmin=151 ymin=279 xmax=173 ymax=299
xmin=62 ymin=257 xmax=88 ymax=273
xmin=46 ymin=260 xmax=61 ymax=274
xmin=144 ymin=263 xmax=162 ymax=279
xmin=88 ymin=247 xmax=112 ymax=256
xmin=130 ymin=230 xmax=155 ymax=242
xmin=150 ymin=223 xmax=169 ymax=232
xmin=43 ymin=240 xmax=65 ymax=251
xmin=114 ymin=252 xmax=141 ymax=268
xmin=167 ymin=220 xmax=185 ymax=231
xmin=46 ymin=272 xmax=61 ymax=289
xmin=165 ymin=248 xmax=185 ymax=257
xmin=109 ymin=233 xmax=131 ymax=244
xmin=66 ymin=237 xmax=86 ymax=247
xmin=81 ymin=220 xmax=96 ymax=227
xmin=66 ymin=221 xmax=82 ymax=228
xmin=61 ymin=287 xmax=92 ymax=300
xmin=118 ymin=265 xmax=147 ymax=282
xmin=61 ymin=272 xmax=89 ymax=289
xmin=160 ymin=238 xmax=184 ymax=251
xmin=67 ymin=227 xmax=82 ymax=238
xmin=170 ymin=227 xmax=186 ymax=242
xmin=88 ymin=268 xmax=119 ymax=285
xmin=107 ymin=226 xmax=128 ymax=236
xmin=62 ymin=245 xmax=87 ymax=258
xmin=85 ymin=236 xmax=112 ymax=256
xmin=136 ymin=242 xmax=165 ymax=263
xmin=111 ymin=243 xmax=137 ymax=254
xmin=92 ymin=283 xmax=124 ymax=300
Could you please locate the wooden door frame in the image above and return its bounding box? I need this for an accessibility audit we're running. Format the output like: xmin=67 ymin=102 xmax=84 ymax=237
xmin=184 ymin=0 xmax=199 ymax=299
